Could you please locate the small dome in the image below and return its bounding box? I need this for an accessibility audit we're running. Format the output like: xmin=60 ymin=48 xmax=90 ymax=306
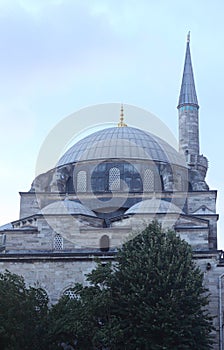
xmin=58 ymin=126 xmax=185 ymax=167
xmin=125 ymin=198 xmax=183 ymax=215
xmin=0 ymin=222 xmax=13 ymax=230
xmin=40 ymin=199 xmax=97 ymax=217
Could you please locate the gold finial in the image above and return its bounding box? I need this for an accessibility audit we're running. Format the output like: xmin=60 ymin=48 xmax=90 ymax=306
xmin=117 ymin=104 xmax=127 ymax=127
xmin=187 ymin=31 xmax=190 ymax=43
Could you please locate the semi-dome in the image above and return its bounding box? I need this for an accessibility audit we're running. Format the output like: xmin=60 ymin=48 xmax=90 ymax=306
xmin=125 ymin=198 xmax=183 ymax=215
xmin=58 ymin=126 xmax=185 ymax=167
xmin=40 ymin=199 xmax=97 ymax=217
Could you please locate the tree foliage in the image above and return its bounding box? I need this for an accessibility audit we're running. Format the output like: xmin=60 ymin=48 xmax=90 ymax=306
xmin=0 ymin=270 xmax=49 ymax=350
xmin=0 ymin=222 xmax=214 ymax=349
xmin=49 ymin=222 xmax=214 ymax=350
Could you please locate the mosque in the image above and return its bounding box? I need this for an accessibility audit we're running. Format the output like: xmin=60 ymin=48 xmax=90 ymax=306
xmin=0 ymin=34 xmax=223 ymax=349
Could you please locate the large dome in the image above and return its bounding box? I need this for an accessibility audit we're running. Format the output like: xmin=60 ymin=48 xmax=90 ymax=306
xmin=58 ymin=126 xmax=185 ymax=167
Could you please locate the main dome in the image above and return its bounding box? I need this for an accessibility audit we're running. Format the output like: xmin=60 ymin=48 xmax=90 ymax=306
xmin=58 ymin=126 xmax=185 ymax=167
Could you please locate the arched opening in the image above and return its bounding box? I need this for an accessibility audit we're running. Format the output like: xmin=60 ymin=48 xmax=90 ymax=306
xmin=64 ymin=288 xmax=76 ymax=299
xmin=109 ymin=167 xmax=120 ymax=191
xmin=100 ymin=235 xmax=110 ymax=252
xmin=77 ymin=170 xmax=87 ymax=192
xmin=54 ymin=234 xmax=63 ymax=250
xmin=143 ymin=169 xmax=154 ymax=192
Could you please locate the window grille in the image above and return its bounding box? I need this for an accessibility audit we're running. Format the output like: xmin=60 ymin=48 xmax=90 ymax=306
xmin=64 ymin=289 xmax=76 ymax=299
xmin=54 ymin=234 xmax=63 ymax=250
xmin=77 ymin=171 xmax=87 ymax=192
xmin=109 ymin=167 xmax=120 ymax=191
xmin=143 ymin=169 xmax=154 ymax=191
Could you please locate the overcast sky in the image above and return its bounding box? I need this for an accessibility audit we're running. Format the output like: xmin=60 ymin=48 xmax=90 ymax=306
xmin=0 ymin=0 xmax=223 ymax=247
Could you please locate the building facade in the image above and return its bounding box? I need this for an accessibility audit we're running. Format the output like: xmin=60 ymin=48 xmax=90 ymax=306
xmin=0 ymin=34 xmax=223 ymax=349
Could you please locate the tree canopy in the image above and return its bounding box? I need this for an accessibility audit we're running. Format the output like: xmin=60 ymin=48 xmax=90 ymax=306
xmin=49 ymin=222 xmax=214 ymax=350
xmin=0 ymin=222 xmax=214 ymax=349
xmin=0 ymin=270 xmax=49 ymax=350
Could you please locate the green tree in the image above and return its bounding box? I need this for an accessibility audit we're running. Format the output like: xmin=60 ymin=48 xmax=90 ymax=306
xmin=49 ymin=275 xmax=113 ymax=349
xmin=104 ymin=222 xmax=214 ymax=349
xmin=0 ymin=270 xmax=49 ymax=350
xmin=49 ymin=222 xmax=214 ymax=350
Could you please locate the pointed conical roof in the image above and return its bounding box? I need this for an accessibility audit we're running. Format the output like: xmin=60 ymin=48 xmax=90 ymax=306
xmin=178 ymin=32 xmax=199 ymax=109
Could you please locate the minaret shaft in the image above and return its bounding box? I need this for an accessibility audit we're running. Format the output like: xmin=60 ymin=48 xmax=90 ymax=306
xmin=178 ymin=106 xmax=199 ymax=156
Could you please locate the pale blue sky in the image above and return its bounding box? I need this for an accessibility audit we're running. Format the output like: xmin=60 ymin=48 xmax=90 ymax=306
xmin=0 ymin=0 xmax=223 ymax=247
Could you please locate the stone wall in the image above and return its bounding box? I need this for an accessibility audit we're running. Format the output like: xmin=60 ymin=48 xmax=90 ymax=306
xmin=196 ymin=255 xmax=224 ymax=350
xmin=0 ymin=253 xmax=223 ymax=349
xmin=0 ymin=256 xmax=111 ymax=304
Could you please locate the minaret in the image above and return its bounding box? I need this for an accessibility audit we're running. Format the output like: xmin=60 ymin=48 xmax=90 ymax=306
xmin=177 ymin=31 xmax=199 ymax=157
xmin=178 ymin=32 xmax=208 ymax=190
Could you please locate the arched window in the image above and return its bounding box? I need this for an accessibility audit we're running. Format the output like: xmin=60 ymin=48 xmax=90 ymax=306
xmin=109 ymin=167 xmax=120 ymax=191
xmin=100 ymin=235 xmax=110 ymax=252
xmin=143 ymin=169 xmax=154 ymax=192
xmin=64 ymin=289 xmax=76 ymax=299
xmin=54 ymin=234 xmax=63 ymax=250
xmin=77 ymin=170 xmax=87 ymax=192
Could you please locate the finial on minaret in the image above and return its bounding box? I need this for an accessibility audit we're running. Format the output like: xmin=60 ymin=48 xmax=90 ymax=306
xmin=118 ymin=104 xmax=127 ymax=127
xmin=187 ymin=31 xmax=190 ymax=43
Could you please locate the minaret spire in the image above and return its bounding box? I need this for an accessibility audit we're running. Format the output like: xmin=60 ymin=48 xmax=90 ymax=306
xmin=178 ymin=31 xmax=199 ymax=109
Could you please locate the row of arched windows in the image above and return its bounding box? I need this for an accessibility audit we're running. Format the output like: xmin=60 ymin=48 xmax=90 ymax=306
xmin=76 ymin=167 xmax=155 ymax=193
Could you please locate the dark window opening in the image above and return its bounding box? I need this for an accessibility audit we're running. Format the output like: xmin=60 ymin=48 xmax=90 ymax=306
xmin=100 ymin=235 xmax=110 ymax=252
